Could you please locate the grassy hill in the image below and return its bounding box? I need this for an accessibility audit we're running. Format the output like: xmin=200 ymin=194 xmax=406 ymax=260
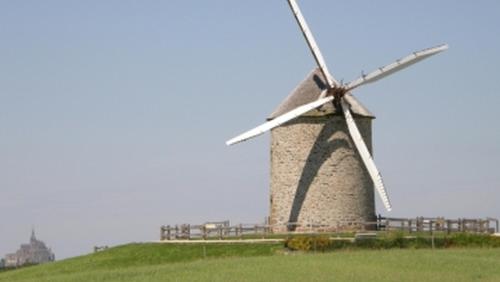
xmin=1 ymin=242 xmax=500 ymax=282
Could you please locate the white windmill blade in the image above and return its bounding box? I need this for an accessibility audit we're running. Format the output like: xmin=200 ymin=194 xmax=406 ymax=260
xmin=288 ymin=0 xmax=338 ymax=88
xmin=346 ymin=44 xmax=449 ymax=91
xmin=226 ymin=93 xmax=333 ymax=146
xmin=340 ymin=98 xmax=392 ymax=211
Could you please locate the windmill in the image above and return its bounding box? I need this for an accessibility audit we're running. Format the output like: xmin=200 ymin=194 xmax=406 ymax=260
xmin=226 ymin=0 xmax=447 ymax=231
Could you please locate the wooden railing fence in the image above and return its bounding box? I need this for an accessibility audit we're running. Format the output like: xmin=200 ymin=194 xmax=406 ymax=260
xmin=160 ymin=217 xmax=499 ymax=241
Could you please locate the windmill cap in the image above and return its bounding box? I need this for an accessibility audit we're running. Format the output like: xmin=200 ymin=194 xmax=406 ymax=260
xmin=268 ymin=68 xmax=375 ymax=120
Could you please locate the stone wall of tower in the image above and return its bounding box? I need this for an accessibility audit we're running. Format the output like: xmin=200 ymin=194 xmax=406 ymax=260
xmin=269 ymin=115 xmax=375 ymax=232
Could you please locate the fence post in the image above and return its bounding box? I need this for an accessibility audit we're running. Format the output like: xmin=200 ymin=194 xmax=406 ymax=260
xmin=313 ymin=233 xmax=317 ymax=253
xmin=490 ymin=218 xmax=500 ymax=233
xmin=431 ymin=231 xmax=435 ymax=250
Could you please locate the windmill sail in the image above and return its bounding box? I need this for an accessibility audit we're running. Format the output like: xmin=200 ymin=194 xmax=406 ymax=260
xmin=341 ymin=99 xmax=392 ymax=211
xmin=288 ymin=0 xmax=338 ymax=87
xmin=226 ymin=93 xmax=332 ymax=146
xmin=347 ymin=44 xmax=448 ymax=91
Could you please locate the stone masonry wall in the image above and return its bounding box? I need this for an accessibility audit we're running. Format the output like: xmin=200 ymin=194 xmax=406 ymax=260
xmin=269 ymin=115 xmax=376 ymax=232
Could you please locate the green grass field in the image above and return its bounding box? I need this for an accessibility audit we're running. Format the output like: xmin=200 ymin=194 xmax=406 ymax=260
xmin=1 ymin=243 xmax=499 ymax=282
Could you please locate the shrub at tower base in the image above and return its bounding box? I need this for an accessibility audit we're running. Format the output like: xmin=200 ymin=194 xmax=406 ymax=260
xmin=284 ymin=233 xmax=500 ymax=252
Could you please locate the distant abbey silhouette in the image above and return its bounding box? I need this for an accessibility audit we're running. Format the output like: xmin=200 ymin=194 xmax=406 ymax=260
xmin=3 ymin=229 xmax=55 ymax=268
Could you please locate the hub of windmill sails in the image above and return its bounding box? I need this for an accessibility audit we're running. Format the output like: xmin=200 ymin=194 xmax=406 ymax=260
xmin=327 ymin=86 xmax=348 ymax=107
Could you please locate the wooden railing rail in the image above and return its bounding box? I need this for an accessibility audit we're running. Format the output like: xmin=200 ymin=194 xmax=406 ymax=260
xmin=160 ymin=217 xmax=499 ymax=241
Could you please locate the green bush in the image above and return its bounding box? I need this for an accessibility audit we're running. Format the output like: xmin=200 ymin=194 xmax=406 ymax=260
xmin=406 ymin=236 xmax=427 ymax=249
xmin=329 ymin=240 xmax=350 ymax=250
xmin=284 ymin=232 xmax=500 ymax=252
xmin=353 ymin=238 xmax=379 ymax=249
xmin=353 ymin=231 xmax=406 ymax=249
xmin=285 ymin=236 xmax=310 ymax=251
xmin=445 ymin=233 xmax=500 ymax=248
xmin=285 ymin=235 xmax=331 ymax=252
xmin=383 ymin=231 xmax=407 ymax=248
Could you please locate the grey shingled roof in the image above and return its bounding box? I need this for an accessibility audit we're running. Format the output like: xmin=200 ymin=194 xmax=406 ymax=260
xmin=268 ymin=68 xmax=375 ymax=120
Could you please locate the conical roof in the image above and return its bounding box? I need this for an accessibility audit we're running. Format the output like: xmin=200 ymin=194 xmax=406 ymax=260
xmin=268 ymin=68 xmax=374 ymax=120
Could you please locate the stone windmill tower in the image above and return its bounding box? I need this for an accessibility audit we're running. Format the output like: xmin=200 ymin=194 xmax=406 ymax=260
xmin=267 ymin=69 xmax=376 ymax=231
xmin=226 ymin=0 xmax=447 ymax=232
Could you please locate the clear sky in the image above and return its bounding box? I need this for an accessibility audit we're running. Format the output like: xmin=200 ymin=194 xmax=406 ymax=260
xmin=1 ymin=0 xmax=499 ymax=259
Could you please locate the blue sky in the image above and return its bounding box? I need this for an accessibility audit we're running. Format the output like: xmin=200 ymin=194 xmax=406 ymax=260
xmin=1 ymin=0 xmax=499 ymax=259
